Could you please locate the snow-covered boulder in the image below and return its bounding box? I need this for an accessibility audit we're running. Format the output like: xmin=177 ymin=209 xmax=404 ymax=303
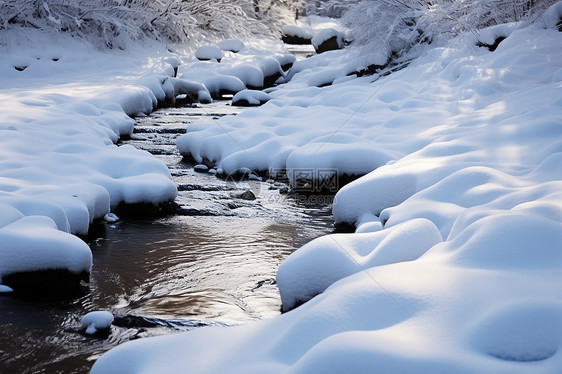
xmin=232 ymin=89 xmax=271 ymax=106
xmin=0 ymin=216 xmax=92 ymax=291
xmin=219 ymin=39 xmax=245 ymax=53
xmin=195 ymin=45 xmax=223 ymax=62
xmin=282 ymin=25 xmax=314 ymax=44
xmin=82 ymin=310 xmax=114 ymax=335
xmin=312 ymin=28 xmax=345 ymax=53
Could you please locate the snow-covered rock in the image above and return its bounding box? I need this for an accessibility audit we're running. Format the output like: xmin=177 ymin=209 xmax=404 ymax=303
xmin=81 ymin=310 xmax=114 ymax=335
xmin=232 ymin=89 xmax=271 ymax=106
xmin=282 ymin=25 xmax=314 ymax=44
xmin=311 ymin=28 xmax=345 ymax=53
xmin=195 ymin=45 xmax=223 ymax=62
xmin=0 ymin=216 xmax=92 ymax=287
xmin=219 ymin=39 xmax=245 ymax=53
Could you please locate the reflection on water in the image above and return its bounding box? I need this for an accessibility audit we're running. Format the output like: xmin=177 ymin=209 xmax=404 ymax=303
xmin=0 ymin=102 xmax=334 ymax=373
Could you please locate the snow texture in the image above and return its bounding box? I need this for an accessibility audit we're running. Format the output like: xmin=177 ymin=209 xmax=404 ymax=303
xmin=94 ymin=5 xmax=562 ymax=374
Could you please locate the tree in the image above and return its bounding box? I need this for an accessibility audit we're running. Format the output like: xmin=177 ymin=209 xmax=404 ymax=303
xmin=0 ymin=0 xmax=305 ymax=48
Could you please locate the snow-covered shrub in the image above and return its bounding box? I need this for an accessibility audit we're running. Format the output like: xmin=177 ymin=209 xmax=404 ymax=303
xmin=0 ymin=0 xmax=305 ymax=48
xmin=341 ymin=0 xmax=558 ymax=66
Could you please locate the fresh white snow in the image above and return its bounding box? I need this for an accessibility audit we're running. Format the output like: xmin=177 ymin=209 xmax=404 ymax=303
xmin=93 ymin=5 xmax=562 ymax=374
xmin=0 ymin=30 xmax=298 ymax=285
xmin=81 ymin=310 xmax=114 ymax=335
xmin=0 ymin=33 xmax=182 ymax=283
xmin=195 ymin=45 xmax=223 ymax=61
xmin=219 ymin=39 xmax=246 ymax=53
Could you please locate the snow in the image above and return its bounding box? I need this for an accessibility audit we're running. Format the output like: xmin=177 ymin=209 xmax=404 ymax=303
xmin=0 ymin=216 xmax=92 ymax=282
xmin=0 ymin=30 xmax=304 ymax=286
xmin=0 ymin=33 xmax=183 ymax=285
xmin=103 ymin=213 xmax=119 ymax=223
xmin=0 ymin=285 xmax=14 ymax=293
xmin=219 ymin=39 xmax=245 ymax=53
xmin=232 ymin=89 xmax=271 ymax=106
xmin=282 ymin=25 xmax=314 ymax=40
xmin=81 ymin=310 xmax=114 ymax=335
xmin=311 ymin=28 xmax=344 ymax=50
xmin=276 ymin=218 xmax=443 ymax=311
xmin=195 ymin=45 xmax=223 ymax=61
xmin=93 ymin=5 xmax=562 ymax=374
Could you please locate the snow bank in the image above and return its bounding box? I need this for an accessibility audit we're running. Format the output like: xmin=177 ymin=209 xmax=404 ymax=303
xmin=277 ymin=218 xmax=442 ymax=311
xmin=0 ymin=36 xmax=182 ymax=287
xmin=94 ymin=8 xmax=562 ymax=374
xmin=0 ymin=216 xmax=92 ymax=282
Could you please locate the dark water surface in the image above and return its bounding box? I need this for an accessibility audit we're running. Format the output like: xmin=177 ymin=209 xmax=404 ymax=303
xmin=0 ymin=102 xmax=334 ymax=373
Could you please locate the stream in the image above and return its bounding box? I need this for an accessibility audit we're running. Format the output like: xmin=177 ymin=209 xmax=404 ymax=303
xmin=0 ymin=101 xmax=334 ymax=373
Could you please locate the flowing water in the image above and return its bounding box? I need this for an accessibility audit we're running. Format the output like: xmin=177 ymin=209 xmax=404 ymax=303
xmin=0 ymin=101 xmax=334 ymax=373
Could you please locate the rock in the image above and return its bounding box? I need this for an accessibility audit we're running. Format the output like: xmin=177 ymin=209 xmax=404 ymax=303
xmin=113 ymin=201 xmax=180 ymax=218
xmin=281 ymin=25 xmax=313 ymax=45
xmin=312 ymin=28 xmax=344 ymax=54
xmin=232 ymin=90 xmax=271 ymax=107
xmin=194 ymin=164 xmax=209 ymax=172
xmin=238 ymin=190 xmax=257 ymax=200
xmin=219 ymin=39 xmax=245 ymax=53
xmin=195 ymin=45 xmax=222 ymax=62
xmin=103 ymin=213 xmax=119 ymax=223
xmin=2 ymin=269 xmax=89 ymax=294
xmin=476 ymin=36 xmax=506 ymax=52
xmin=81 ymin=310 xmax=114 ymax=336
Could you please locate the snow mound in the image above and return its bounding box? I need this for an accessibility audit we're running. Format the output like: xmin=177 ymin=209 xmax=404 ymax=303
xmin=0 ymin=216 xmax=92 ymax=282
xmin=311 ymin=28 xmax=345 ymax=53
xmin=232 ymin=89 xmax=271 ymax=106
xmin=219 ymin=39 xmax=245 ymax=53
xmin=81 ymin=310 xmax=114 ymax=335
xmin=470 ymin=302 xmax=562 ymax=362
xmin=277 ymin=218 xmax=442 ymax=311
xmin=195 ymin=45 xmax=223 ymax=62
